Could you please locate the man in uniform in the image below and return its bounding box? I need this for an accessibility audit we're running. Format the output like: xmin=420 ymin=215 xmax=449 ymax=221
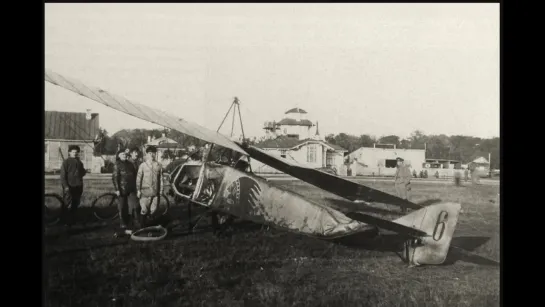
xmin=60 ymin=145 xmax=87 ymax=227
xmin=136 ymin=146 xmax=164 ymax=227
xmin=394 ymin=157 xmax=412 ymax=213
xmin=112 ymin=150 xmax=138 ymax=231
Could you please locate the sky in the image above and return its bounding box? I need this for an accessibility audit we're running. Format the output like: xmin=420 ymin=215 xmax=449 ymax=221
xmin=45 ymin=3 xmax=499 ymax=140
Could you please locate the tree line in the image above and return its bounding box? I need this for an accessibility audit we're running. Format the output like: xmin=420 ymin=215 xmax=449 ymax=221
xmin=92 ymin=128 xmax=499 ymax=169
xmin=324 ymin=130 xmax=499 ymax=169
xmin=92 ymin=128 xmax=206 ymax=156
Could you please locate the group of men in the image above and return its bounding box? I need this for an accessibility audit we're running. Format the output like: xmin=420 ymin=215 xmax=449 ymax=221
xmin=112 ymin=146 xmax=164 ymax=231
xmin=59 ymin=145 xmax=165 ymax=232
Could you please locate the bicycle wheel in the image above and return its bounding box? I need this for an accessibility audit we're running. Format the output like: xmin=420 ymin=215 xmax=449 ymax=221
xmin=44 ymin=193 xmax=64 ymax=226
xmin=92 ymin=193 xmax=119 ymax=221
xmin=154 ymin=193 xmax=171 ymax=216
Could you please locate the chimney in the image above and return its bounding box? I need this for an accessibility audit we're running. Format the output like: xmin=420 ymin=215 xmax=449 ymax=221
xmin=85 ymin=109 xmax=92 ymax=120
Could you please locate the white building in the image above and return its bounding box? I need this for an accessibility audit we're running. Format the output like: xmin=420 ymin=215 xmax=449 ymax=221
xmin=346 ymin=146 xmax=426 ymax=177
xmin=263 ymin=107 xmax=317 ymax=140
xmin=255 ymin=107 xmax=347 ymax=173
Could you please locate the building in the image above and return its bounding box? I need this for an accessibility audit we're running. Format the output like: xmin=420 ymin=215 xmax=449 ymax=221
xmin=346 ymin=145 xmax=426 ymax=177
xmin=263 ymin=107 xmax=316 ymax=140
xmin=469 ymin=156 xmax=491 ymax=177
xmin=251 ymin=137 xmax=347 ymax=174
xmin=422 ymin=159 xmax=462 ymax=178
xmin=255 ymin=107 xmax=346 ymax=173
xmin=45 ymin=110 xmax=101 ymax=173
xmin=144 ymin=133 xmax=186 ymax=167
xmin=424 ymin=159 xmax=462 ymax=170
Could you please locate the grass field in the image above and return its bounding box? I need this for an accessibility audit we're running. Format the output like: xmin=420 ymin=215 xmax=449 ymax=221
xmin=44 ymin=177 xmax=500 ymax=307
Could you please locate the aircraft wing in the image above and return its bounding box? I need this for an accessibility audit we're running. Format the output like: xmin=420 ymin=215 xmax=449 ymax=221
xmin=44 ymin=69 xmax=247 ymax=155
xmin=240 ymin=144 xmax=423 ymax=210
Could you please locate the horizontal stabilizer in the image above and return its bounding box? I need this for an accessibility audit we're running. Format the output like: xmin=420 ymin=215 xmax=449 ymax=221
xmin=345 ymin=212 xmax=428 ymax=237
xmin=240 ymin=144 xmax=422 ymax=210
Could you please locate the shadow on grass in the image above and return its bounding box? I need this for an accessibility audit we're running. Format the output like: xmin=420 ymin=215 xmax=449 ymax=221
xmin=45 ymin=225 xmax=106 ymax=243
xmin=444 ymin=236 xmax=499 ymax=267
xmin=332 ymin=233 xmax=499 ymax=267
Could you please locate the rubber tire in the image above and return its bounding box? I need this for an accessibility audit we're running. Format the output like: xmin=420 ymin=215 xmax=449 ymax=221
xmin=44 ymin=193 xmax=65 ymax=226
xmin=92 ymin=192 xmax=120 ymax=221
xmin=130 ymin=225 xmax=168 ymax=242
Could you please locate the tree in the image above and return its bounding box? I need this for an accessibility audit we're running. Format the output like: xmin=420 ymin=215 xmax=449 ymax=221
xmin=409 ymin=130 xmax=427 ymax=150
xmin=378 ymin=135 xmax=400 ymax=147
xmin=359 ymin=134 xmax=376 ymax=147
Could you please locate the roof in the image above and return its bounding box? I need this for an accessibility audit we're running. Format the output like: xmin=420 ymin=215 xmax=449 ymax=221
xmin=472 ymin=157 xmax=489 ymax=164
xmin=45 ymin=111 xmax=100 ymax=141
xmin=255 ymin=137 xmax=303 ymax=149
xmin=147 ymin=136 xmax=178 ymax=146
xmin=350 ymin=147 xmax=426 ymax=155
xmin=425 ymin=159 xmax=461 ymax=163
xmin=255 ymin=136 xmax=346 ymax=151
xmin=285 ymin=107 xmax=307 ymax=114
xmin=276 ymin=118 xmax=314 ymax=126
xmin=154 ymin=143 xmax=185 ymax=149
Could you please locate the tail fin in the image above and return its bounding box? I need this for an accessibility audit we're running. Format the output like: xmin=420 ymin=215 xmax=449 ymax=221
xmin=393 ymin=202 xmax=462 ymax=265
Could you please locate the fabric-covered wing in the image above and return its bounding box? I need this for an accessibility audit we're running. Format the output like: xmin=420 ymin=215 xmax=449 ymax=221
xmin=45 ymin=69 xmax=246 ymax=155
xmin=240 ymin=144 xmax=423 ymax=210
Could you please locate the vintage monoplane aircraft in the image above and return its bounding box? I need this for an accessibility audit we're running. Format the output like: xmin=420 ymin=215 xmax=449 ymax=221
xmin=45 ymin=69 xmax=461 ymax=266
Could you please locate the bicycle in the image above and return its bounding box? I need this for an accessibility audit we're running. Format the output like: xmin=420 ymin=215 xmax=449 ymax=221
xmin=91 ymin=192 xmax=171 ymax=221
xmin=44 ymin=193 xmax=65 ymax=226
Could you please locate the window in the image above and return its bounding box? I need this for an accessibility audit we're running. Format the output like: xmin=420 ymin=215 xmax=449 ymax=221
xmin=280 ymin=150 xmax=286 ymax=158
xmin=385 ymin=159 xmax=397 ymax=168
xmin=307 ymin=145 xmax=316 ymax=163
xmin=326 ymin=154 xmax=333 ymax=166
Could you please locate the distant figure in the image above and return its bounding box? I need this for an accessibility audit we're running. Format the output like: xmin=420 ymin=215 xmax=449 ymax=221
xmin=394 ymin=157 xmax=412 ymax=213
xmin=424 ymin=170 xmax=428 ymax=178
xmin=419 ymin=170 xmax=424 ymax=178
xmin=464 ymin=168 xmax=469 ymax=182
xmin=112 ymin=150 xmax=138 ymax=230
xmin=454 ymin=171 xmax=462 ymax=187
xmin=469 ymin=163 xmax=480 ymax=185
xmin=136 ymin=146 xmax=164 ymax=227
xmin=412 ymin=169 xmax=417 ymax=178
xmin=60 ymin=145 xmax=87 ymax=227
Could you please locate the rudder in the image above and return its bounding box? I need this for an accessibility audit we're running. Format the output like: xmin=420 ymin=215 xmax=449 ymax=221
xmin=393 ymin=202 xmax=462 ymax=266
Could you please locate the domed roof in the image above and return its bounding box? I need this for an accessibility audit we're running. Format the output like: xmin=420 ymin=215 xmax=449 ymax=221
xmin=285 ymin=107 xmax=307 ymax=114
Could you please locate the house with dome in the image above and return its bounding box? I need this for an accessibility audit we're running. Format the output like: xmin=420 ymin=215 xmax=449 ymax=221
xmin=254 ymin=107 xmax=347 ymax=174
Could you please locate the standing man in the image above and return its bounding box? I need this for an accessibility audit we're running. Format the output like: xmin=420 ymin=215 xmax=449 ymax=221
xmin=136 ymin=146 xmax=164 ymax=227
xmin=394 ymin=157 xmax=412 ymax=213
xmin=128 ymin=147 xmax=142 ymax=227
xmin=60 ymin=145 xmax=87 ymax=227
xmin=112 ymin=150 xmax=138 ymax=231
xmin=128 ymin=147 xmax=142 ymax=172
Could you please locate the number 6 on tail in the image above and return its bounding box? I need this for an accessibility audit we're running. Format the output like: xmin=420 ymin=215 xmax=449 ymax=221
xmin=394 ymin=202 xmax=462 ymax=266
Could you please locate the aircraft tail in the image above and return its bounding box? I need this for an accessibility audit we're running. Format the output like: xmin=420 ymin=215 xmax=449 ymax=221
xmin=393 ymin=202 xmax=462 ymax=265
